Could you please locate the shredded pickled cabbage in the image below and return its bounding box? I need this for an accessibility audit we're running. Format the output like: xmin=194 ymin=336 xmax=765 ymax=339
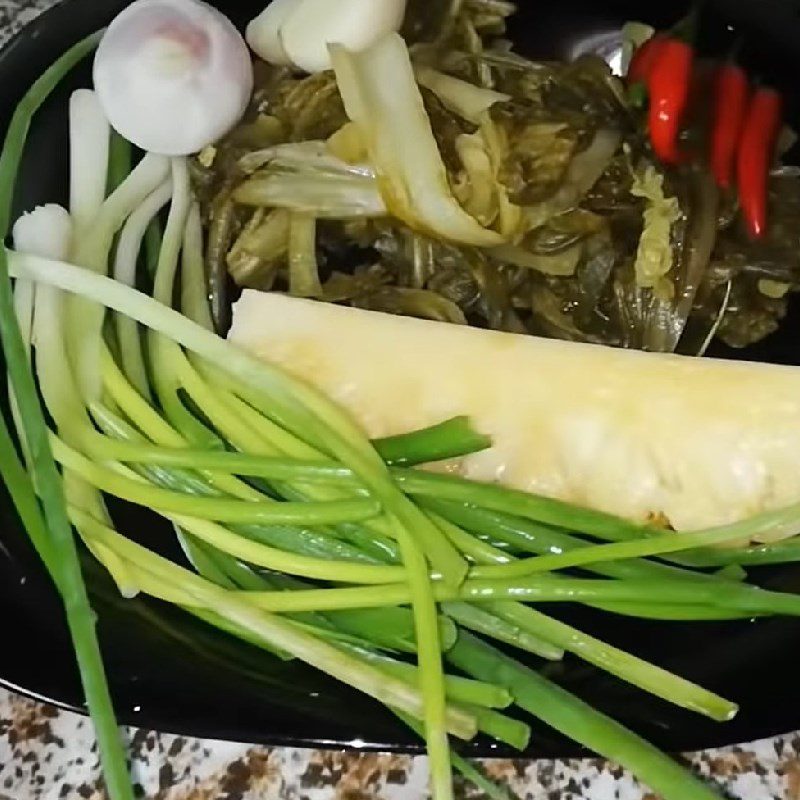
xmin=330 ymin=34 xmax=503 ymax=247
xmin=631 ymin=164 xmax=681 ymax=299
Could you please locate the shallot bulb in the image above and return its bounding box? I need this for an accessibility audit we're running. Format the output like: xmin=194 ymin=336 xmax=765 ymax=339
xmin=93 ymin=0 xmax=253 ymax=155
xmin=246 ymin=0 xmax=407 ymax=74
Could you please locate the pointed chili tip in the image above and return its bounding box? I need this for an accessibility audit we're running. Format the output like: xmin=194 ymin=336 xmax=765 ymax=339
xmin=745 ymin=209 xmax=768 ymax=239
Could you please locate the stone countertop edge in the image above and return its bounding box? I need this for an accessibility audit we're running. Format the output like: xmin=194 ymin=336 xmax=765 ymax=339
xmin=0 ymin=1 xmax=798 ymax=799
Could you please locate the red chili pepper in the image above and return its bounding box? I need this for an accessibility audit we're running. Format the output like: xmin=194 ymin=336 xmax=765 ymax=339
xmin=709 ymin=63 xmax=750 ymax=189
xmin=737 ymin=87 xmax=783 ymax=239
xmin=627 ymin=35 xmax=666 ymax=87
xmin=647 ymin=38 xmax=694 ymax=164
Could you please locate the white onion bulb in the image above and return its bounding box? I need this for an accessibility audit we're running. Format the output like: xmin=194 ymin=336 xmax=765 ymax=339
xmin=246 ymin=0 xmax=407 ymax=74
xmin=12 ymin=204 xmax=73 ymax=261
xmin=93 ymin=0 xmax=253 ymax=155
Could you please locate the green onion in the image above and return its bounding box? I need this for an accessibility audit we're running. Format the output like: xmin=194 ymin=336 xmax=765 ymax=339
xmin=235 ymin=575 xmax=800 ymax=619
xmin=373 ymin=416 xmax=491 ymax=466
xmin=448 ymin=633 xmax=725 ymax=800
xmin=0 ymin=414 xmax=58 ymax=579
xmin=327 ymin=520 xmax=402 ymax=564
xmin=393 ymin=468 xmax=650 ymax=540
xmin=255 ymin=570 xmax=456 ymax=654
xmin=396 ymin=470 xmax=800 ymax=560
xmin=187 ymin=607 xmax=294 ymax=662
xmin=323 ymin=607 xmax=457 ymax=654
xmin=69 ymin=152 xmax=170 ymax=404
xmin=0 ymin=32 xmax=133 ymax=800
xmin=229 ymin=481 xmax=740 ymax=724
xmin=459 ymin=578 xmax=800 ymax=617
xmin=442 ymin=601 xmax=563 ymax=660
xmin=187 ymin=550 xmax=409 ymax=653
xmin=144 ymin=216 xmax=161 ymax=279
xmin=468 ymin=506 xmax=800 ymax=578
xmin=432 ymin=510 xmax=513 ymax=565
xmin=192 ymin=365 xmax=470 ymax=586
xmin=454 ymin=497 xmax=800 ymax=580
xmin=148 ymin=159 xmax=221 ymax=450
xmin=176 ymin=528 xmax=237 ymax=588
xmin=112 ymin=180 xmax=171 ymax=400
xmin=427 ymin=501 xmax=763 ymax=620
xmin=76 ymin=510 xmax=477 ymax=740
xmin=7 ymin=248 xmax=466 ymax=794
xmin=456 ymin=702 xmax=530 ymax=750
xmin=52 ymin=437 xmax=381 ymax=526
xmin=235 ymin=522 xmax=384 ymax=565
xmin=670 ymin=538 xmax=800 ymax=568
xmin=181 ymin=202 xmax=214 ymax=330
xmin=164 ymin=515 xmax=404 ymax=584
xmin=336 ymin=644 xmax=512 ymax=708
xmin=96 ymin=350 xmax=285 ymax=506
xmin=404 ymin=501 xmax=746 ymax=722
xmin=107 ymin=130 xmax=132 ymax=194
xmin=485 ymin=603 xmax=737 ymax=722
xmin=448 ymin=755 xmax=519 ymax=800
xmin=589 ymin=602 xmax=756 ymax=621
xmin=91 ymin=401 xmax=386 ymax=566
xmin=424 ymin=500 xmax=733 ymax=584
xmin=393 ymin=709 xmax=519 ymax=800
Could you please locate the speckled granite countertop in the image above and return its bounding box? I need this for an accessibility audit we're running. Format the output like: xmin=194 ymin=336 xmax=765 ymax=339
xmin=2 ymin=686 xmax=800 ymax=800
xmin=0 ymin=1 xmax=799 ymax=798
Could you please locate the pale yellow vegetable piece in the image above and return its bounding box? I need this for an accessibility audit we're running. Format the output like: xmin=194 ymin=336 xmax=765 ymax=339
xmin=245 ymin=0 xmax=296 ymax=66
xmin=330 ymin=33 xmax=503 ymax=247
xmin=415 ymin=67 xmax=510 ymax=124
xmin=229 ymin=291 xmax=800 ymax=535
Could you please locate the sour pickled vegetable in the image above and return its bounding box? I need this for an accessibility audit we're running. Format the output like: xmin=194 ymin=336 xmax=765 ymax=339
xmin=197 ymin=1 xmax=800 ymax=353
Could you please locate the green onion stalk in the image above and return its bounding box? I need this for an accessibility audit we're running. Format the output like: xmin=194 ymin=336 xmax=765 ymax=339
xmin=5 ymin=241 xmax=760 ymax=727
xmin=12 ymin=233 xmax=764 ymax=800
xmin=448 ymin=633 xmax=725 ymax=800
xmin=181 ymin=354 xmax=469 ymax=583
xmin=75 ymin=510 xmax=478 ymax=740
xmin=157 ymin=198 xmax=467 ymax=798
xmin=88 ymin=393 xmax=394 ymax=567
xmin=15 ymin=180 xmax=462 ymax=797
xmin=0 ymin=33 xmax=133 ymax=800
xmin=393 ymin=709 xmax=519 ymax=800
xmin=424 ymin=501 xmax=785 ymax=620
xmin=236 ymin=575 xmax=800 ymax=619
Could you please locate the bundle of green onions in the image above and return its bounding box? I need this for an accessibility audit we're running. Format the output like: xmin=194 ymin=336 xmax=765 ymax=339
xmin=6 ymin=31 xmax=800 ymax=800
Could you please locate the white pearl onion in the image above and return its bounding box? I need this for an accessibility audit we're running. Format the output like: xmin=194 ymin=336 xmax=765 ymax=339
xmin=94 ymin=0 xmax=253 ymax=155
xmin=246 ymin=0 xmax=407 ymax=74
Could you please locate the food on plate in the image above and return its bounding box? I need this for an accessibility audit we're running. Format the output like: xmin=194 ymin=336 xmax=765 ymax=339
xmin=246 ymin=0 xmax=406 ymax=73
xmin=195 ymin=0 xmax=800 ymax=355
xmin=2 ymin=3 xmax=800 ymax=800
xmin=230 ymin=291 xmax=800 ymax=533
xmin=93 ymin=0 xmax=253 ymax=155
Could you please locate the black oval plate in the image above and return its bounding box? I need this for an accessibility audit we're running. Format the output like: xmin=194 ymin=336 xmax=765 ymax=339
xmin=3 ymin=0 xmax=800 ymax=759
